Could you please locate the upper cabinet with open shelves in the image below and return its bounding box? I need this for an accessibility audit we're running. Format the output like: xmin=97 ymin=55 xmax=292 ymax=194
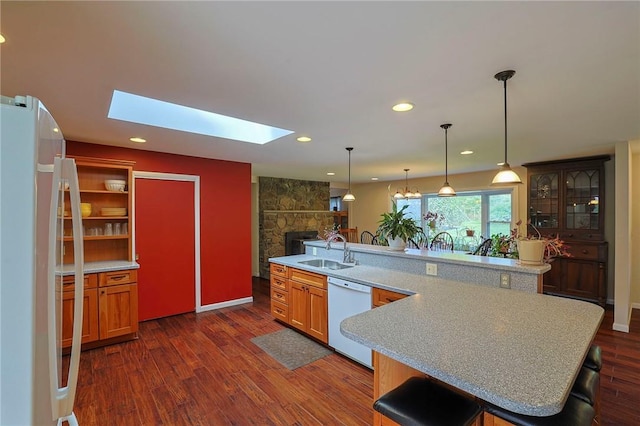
xmin=63 ymin=156 xmax=135 ymax=264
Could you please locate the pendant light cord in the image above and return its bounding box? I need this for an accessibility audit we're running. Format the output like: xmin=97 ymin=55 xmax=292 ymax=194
xmin=444 ymin=127 xmax=449 ymax=181
xmin=503 ymin=78 xmax=508 ymax=165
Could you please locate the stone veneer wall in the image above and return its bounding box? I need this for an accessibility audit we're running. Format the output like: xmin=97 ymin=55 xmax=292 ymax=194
xmin=259 ymin=177 xmax=334 ymax=278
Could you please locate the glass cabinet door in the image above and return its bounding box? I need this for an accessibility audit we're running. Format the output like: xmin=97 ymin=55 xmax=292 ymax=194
xmin=565 ymin=169 xmax=599 ymax=230
xmin=529 ymin=172 xmax=559 ymax=230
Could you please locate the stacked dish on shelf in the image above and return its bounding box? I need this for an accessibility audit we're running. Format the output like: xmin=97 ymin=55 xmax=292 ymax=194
xmin=100 ymin=207 xmax=127 ymax=217
xmin=104 ymin=179 xmax=126 ymax=192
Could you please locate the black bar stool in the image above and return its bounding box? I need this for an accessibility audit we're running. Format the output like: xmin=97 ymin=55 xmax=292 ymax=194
xmin=373 ymin=376 xmax=482 ymax=426
xmin=484 ymin=395 xmax=594 ymax=426
xmin=570 ymin=366 xmax=599 ymax=406
xmin=582 ymin=345 xmax=602 ymax=372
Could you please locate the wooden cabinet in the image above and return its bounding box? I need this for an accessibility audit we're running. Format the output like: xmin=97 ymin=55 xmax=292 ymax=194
xmin=270 ymin=263 xmax=289 ymax=322
xmin=62 ymin=269 xmax=138 ymax=349
xmin=523 ymin=156 xmax=610 ymax=305
xmin=63 ymin=156 xmax=134 ymax=264
xmin=62 ymin=274 xmax=99 ymax=348
xmin=270 ymin=263 xmax=328 ymax=344
xmin=333 ymin=210 xmax=348 ymax=229
xmin=98 ymin=270 xmax=138 ymax=340
xmin=288 ymin=268 xmax=328 ymax=343
xmin=372 ymin=287 xmax=408 ymax=308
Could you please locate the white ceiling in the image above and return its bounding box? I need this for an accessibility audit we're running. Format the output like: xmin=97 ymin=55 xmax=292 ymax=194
xmin=1 ymin=1 xmax=639 ymax=184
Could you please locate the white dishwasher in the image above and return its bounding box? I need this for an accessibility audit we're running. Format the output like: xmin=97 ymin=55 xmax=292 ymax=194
xmin=327 ymin=276 xmax=373 ymax=369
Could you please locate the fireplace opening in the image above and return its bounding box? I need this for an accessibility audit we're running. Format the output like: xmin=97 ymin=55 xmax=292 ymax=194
xmin=285 ymin=231 xmax=319 ymax=255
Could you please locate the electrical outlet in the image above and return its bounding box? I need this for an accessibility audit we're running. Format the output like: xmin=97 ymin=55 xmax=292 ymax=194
xmin=500 ymin=273 xmax=511 ymax=289
xmin=426 ymin=263 xmax=438 ymax=276
xmin=312 ymin=247 xmax=317 ymax=256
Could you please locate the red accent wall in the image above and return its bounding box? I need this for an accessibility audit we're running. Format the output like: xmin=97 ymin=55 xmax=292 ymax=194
xmin=67 ymin=141 xmax=252 ymax=305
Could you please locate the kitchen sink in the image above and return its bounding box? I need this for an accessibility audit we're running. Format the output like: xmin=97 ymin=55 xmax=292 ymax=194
xmin=298 ymin=259 xmax=354 ymax=270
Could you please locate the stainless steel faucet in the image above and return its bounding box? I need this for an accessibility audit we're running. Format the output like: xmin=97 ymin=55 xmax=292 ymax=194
xmin=325 ymin=233 xmax=354 ymax=263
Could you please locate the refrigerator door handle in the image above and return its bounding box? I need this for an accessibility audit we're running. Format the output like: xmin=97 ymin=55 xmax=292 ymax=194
xmin=47 ymin=157 xmax=84 ymax=421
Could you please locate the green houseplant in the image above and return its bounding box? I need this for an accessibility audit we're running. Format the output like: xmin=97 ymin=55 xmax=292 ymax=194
xmin=377 ymin=202 xmax=422 ymax=250
xmin=488 ymin=220 xmax=571 ymax=264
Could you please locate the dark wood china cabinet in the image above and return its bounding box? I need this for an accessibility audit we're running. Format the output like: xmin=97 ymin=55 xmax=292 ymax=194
xmin=523 ymin=155 xmax=610 ymax=306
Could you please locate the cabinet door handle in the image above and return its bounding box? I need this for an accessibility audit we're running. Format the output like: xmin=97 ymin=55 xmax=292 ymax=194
xmin=108 ymin=274 xmax=127 ymax=281
xmin=385 ymin=297 xmax=394 ymax=302
xmin=101 ymin=290 xmax=105 ymax=295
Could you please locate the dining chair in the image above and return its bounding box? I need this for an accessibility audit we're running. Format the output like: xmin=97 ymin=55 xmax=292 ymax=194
xmin=340 ymin=227 xmax=359 ymax=243
xmin=473 ymin=238 xmax=493 ymax=256
xmin=360 ymin=230 xmax=376 ymax=244
xmin=430 ymin=231 xmax=454 ymax=252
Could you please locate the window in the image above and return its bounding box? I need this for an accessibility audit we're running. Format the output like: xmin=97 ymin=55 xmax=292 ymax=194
xmin=418 ymin=190 xmax=513 ymax=251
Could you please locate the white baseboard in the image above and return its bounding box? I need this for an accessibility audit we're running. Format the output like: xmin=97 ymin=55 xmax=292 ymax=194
xmin=197 ymin=296 xmax=254 ymax=313
xmin=632 ymin=302 xmax=640 ymax=310
xmin=612 ymin=322 xmax=630 ymax=333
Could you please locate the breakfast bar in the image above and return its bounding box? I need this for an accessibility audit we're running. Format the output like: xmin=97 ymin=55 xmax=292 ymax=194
xmin=340 ymin=278 xmax=604 ymax=421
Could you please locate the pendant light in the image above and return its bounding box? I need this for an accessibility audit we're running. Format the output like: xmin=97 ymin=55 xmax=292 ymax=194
xmin=343 ymin=147 xmax=355 ymax=202
xmin=491 ymin=70 xmax=522 ymax=186
xmin=394 ymin=169 xmax=421 ymax=199
xmin=438 ymin=123 xmax=456 ymax=197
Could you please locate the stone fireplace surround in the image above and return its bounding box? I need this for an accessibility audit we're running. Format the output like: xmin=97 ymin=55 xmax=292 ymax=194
xmin=258 ymin=177 xmax=334 ymax=279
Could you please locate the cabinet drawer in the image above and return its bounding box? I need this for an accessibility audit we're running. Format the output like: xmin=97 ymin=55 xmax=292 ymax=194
xmin=63 ymin=273 xmax=98 ymax=291
xmin=290 ymin=268 xmax=326 ymax=289
xmin=99 ymin=269 xmax=137 ymax=287
xmin=271 ymin=300 xmax=289 ymax=322
xmin=372 ymin=287 xmax=408 ymax=308
xmin=270 ymin=263 xmax=288 ymax=277
xmin=271 ymin=287 xmax=288 ymax=305
xmin=271 ymin=275 xmax=288 ymax=292
xmin=567 ymin=243 xmax=606 ymax=261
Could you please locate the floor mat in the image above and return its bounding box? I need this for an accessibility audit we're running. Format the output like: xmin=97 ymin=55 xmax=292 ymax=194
xmin=251 ymin=328 xmax=333 ymax=370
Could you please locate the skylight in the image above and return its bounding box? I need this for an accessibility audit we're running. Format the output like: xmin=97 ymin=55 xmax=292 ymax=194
xmin=107 ymin=90 xmax=293 ymax=144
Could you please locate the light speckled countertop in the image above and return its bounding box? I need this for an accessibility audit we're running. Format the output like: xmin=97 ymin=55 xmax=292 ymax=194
xmin=269 ymin=255 xmax=604 ymax=417
xmin=59 ymin=260 xmax=139 ymax=275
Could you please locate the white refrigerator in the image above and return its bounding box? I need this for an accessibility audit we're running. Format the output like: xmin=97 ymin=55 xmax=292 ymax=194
xmin=1 ymin=95 xmax=85 ymax=425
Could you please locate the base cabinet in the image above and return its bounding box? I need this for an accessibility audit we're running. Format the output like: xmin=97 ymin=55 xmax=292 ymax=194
xmin=269 ymin=263 xmax=328 ymax=344
xmin=62 ymin=275 xmax=99 ymax=347
xmin=62 ymin=269 xmax=138 ymax=349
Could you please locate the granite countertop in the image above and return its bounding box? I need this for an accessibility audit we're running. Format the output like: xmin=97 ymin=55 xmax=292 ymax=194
xmin=341 ymin=280 xmax=604 ymax=417
xmin=269 ymin=255 xmax=604 ymax=417
xmin=304 ymin=240 xmax=551 ymax=275
xmin=59 ymin=260 xmax=140 ymax=275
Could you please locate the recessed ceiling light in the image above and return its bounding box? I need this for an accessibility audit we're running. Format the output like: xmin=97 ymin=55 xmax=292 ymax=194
xmin=371 ymin=177 xmax=379 ymax=181
xmin=392 ymin=102 xmax=414 ymax=112
xmin=108 ymin=90 xmax=293 ymax=144
xmin=130 ymin=137 xmax=147 ymax=143
xmin=327 ymin=172 xmax=335 ymax=176
xmin=53 ymin=127 xmax=59 ymax=133
xmin=0 ymin=34 xmax=5 ymax=44
xmin=460 ymin=150 xmax=473 ymax=155
xmin=297 ymin=136 xmax=311 ymax=142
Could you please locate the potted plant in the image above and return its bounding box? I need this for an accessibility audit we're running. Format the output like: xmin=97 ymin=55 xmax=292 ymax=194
xmin=512 ymin=220 xmax=572 ymax=264
xmin=377 ymin=202 xmax=422 ymax=251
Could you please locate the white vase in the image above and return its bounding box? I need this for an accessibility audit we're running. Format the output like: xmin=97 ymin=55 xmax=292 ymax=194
xmin=388 ymin=236 xmax=407 ymax=251
xmin=517 ymin=239 xmax=545 ymax=265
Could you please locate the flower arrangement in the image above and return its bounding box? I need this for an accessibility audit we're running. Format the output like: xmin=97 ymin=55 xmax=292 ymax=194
xmin=423 ymin=211 xmax=445 ymax=229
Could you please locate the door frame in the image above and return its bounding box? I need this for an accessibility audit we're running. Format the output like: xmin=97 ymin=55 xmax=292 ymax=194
xmin=132 ymin=171 xmax=202 ymax=312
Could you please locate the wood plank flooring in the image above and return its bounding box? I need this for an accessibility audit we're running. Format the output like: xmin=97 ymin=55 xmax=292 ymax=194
xmin=73 ymin=279 xmax=640 ymax=425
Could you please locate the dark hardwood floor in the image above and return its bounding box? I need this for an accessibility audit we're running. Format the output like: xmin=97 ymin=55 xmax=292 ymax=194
xmin=73 ymin=279 xmax=640 ymax=425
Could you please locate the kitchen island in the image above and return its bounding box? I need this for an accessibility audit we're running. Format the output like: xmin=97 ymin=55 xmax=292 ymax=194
xmin=269 ymin=253 xmax=603 ymax=422
xmin=341 ymin=278 xmax=603 ymax=420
